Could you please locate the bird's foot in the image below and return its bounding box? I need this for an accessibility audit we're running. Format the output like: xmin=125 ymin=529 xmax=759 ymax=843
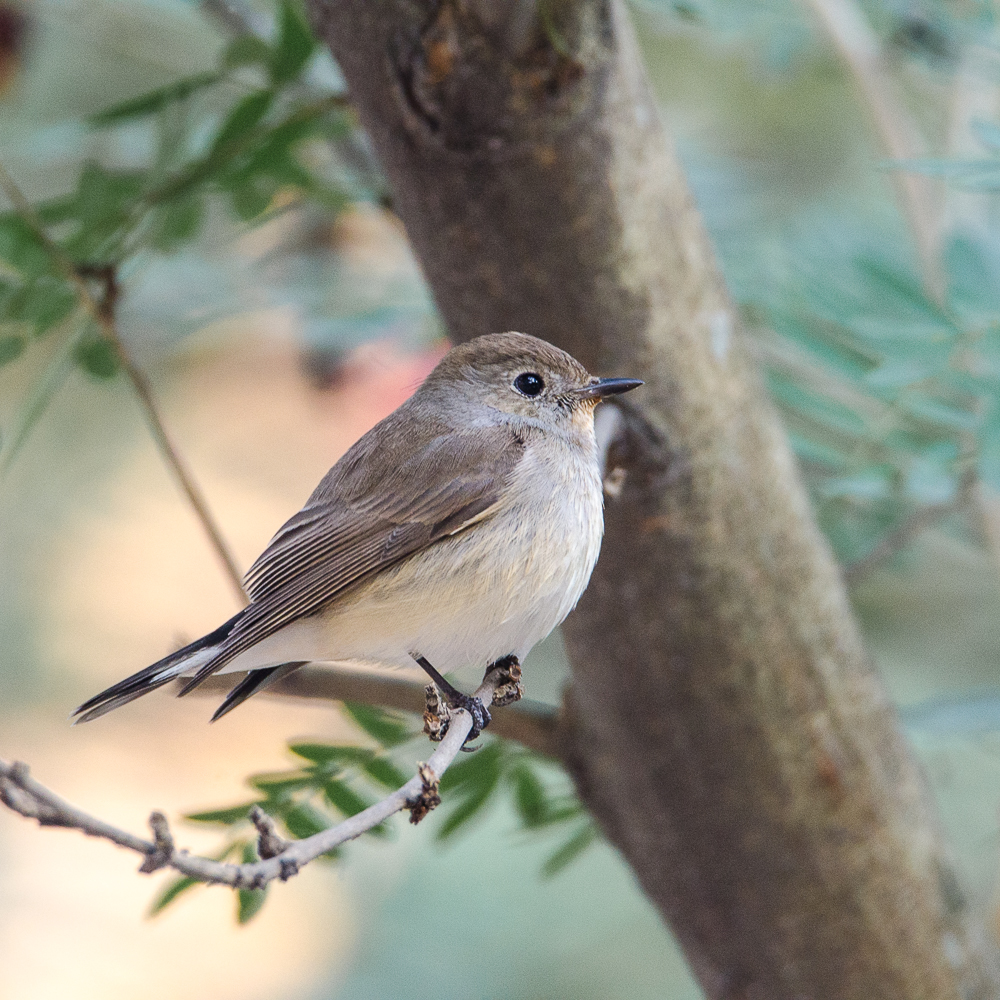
xmin=487 ymin=654 xmax=523 ymax=707
xmin=415 ymin=655 xmax=491 ymax=744
xmin=422 ymin=684 xmax=450 ymax=743
xmin=447 ymin=690 xmax=492 ymax=742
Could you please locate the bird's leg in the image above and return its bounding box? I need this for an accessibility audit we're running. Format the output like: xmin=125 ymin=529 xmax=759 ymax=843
xmin=486 ymin=654 xmax=523 ymax=706
xmin=413 ymin=655 xmax=491 ymax=742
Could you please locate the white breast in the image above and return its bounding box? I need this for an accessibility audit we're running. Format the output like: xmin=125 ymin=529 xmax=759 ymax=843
xmin=222 ymin=433 xmax=605 ymax=681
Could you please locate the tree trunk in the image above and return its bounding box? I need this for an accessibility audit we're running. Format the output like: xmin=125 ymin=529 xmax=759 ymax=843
xmin=306 ymin=1 xmax=998 ymax=996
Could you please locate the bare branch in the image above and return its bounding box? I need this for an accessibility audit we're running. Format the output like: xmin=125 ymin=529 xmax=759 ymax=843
xmin=0 ymin=161 xmax=248 ymax=606
xmin=1 ymin=672 xmax=507 ymax=889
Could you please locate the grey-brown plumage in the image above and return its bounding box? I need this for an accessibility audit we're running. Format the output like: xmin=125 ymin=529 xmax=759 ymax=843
xmin=74 ymin=332 xmax=641 ymax=725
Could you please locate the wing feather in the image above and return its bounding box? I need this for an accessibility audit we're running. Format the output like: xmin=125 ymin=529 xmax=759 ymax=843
xmin=180 ymin=422 xmax=526 ymax=692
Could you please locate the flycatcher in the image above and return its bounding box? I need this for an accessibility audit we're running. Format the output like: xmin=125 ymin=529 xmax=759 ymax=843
xmin=74 ymin=332 xmax=642 ymax=738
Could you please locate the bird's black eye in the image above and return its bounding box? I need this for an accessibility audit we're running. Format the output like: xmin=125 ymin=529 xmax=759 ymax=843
xmin=513 ymin=372 xmax=545 ymax=397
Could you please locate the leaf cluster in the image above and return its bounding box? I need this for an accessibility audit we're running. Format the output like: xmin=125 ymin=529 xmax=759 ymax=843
xmin=0 ymin=0 xmax=372 ymax=468
xmin=152 ymin=703 xmax=595 ymax=921
xmin=750 ymin=229 xmax=1000 ymax=567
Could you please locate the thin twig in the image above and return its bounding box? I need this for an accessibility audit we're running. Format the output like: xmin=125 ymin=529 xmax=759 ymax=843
xmin=0 ymin=161 xmax=248 ymax=605
xmin=1 ymin=671 xmax=506 ymax=889
xmin=799 ymin=0 xmax=943 ymax=299
xmin=191 ymin=662 xmax=562 ymax=758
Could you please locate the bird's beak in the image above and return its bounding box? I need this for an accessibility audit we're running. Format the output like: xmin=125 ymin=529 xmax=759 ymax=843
xmin=574 ymin=377 xmax=644 ymax=400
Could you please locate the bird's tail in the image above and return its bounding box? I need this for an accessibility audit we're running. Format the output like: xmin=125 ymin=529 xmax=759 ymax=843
xmin=72 ymin=612 xmax=243 ymax=724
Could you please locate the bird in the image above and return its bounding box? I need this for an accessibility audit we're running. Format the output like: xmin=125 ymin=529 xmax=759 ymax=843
xmin=73 ymin=332 xmax=642 ymax=739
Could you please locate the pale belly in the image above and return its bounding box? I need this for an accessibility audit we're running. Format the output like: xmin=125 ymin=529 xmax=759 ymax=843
xmin=222 ymin=441 xmax=604 ymax=680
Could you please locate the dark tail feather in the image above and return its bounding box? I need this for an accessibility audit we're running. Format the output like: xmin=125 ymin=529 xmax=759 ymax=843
xmin=73 ymin=612 xmax=243 ymax=724
xmin=210 ymin=662 xmax=305 ymax=722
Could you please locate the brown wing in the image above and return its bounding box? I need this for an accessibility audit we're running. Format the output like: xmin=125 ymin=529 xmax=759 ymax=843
xmin=180 ymin=419 xmax=526 ymax=691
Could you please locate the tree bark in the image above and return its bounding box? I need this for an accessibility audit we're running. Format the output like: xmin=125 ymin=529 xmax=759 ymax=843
xmin=306 ymin=1 xmax=998 ymax=997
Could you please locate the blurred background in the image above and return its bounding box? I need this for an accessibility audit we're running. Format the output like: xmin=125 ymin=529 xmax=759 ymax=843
xmin=2 ymin=0 xmax=1000 ymax=997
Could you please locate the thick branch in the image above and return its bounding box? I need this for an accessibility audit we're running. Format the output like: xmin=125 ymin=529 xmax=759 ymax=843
xmin=306 ymin=1 xmax=999 ymax=997
xmin=1 ymin=673 xmax=503 ymax=888
xmin=192 ymin=664 xmax=562 ymax=758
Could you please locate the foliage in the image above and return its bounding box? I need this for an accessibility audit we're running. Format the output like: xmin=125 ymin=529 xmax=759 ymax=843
xmin=152 ymin=704 xmax=591 ymax=921
xmin=0 ymin=0 xmax=375 ymax=467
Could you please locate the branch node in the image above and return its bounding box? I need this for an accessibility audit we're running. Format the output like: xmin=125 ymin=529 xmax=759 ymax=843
xmin=423 ymin=683 xmax=450 ymax=741
xmin=248 ymin=804 xmax=291 ymax=860
xmin=279 ymin=857 xmax=300 ymax=881
xmin=406 ymin=762 xmax=441 ymax=824
xmin=139 ymin=811 xmax=175 ymax=873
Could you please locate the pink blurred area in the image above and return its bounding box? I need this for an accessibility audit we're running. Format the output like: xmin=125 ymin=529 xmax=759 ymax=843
xmin=0 ymin=324 xmax=447 ymax=1000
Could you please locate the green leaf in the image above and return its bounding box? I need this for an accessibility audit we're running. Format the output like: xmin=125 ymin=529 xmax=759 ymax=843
xmin=902 ymin=395 xmax=979 ymax=433
xmin=0 ymin=214 xmax=51 ymax=278
xmin=511 ymin=765 xmax=548 ymax=828
xmin=946 ymin=236 xmax=1000 ymax=316
xmin=248 ymin=771 xmax=314 ymax=795
xmin=361 ymin=756 xmax=409 ymax=789
xmin=281 ymin=802 xmax=331 ymax=839
xmin=65 ymin=164 xmax=145 ymax=261
xmin=223 ymin=35 xmax=274 ymax=71
xmin=148 ymin=875 xmax=200 ymax=916
xmin=437 ymin=742 xmax=503 ymax=840
xmin=236 ymin=843 xmax=268 ymax=924
xmin=342 ymin=702 xmax=413 ymax=747
xmin=270 ymin=1 xmax=316 ymax=84
xmin=151 ymin=196 xmax=204 ymax=253
xmin=439 ymin=740 xmax=505 ymax=793
xmin=0 ymin=334 xmax=25 ymax=366
xmin=73 ymin=335 xmax=120 ymax=380
xmin=288 ymin=742 xmax=371 ymax=767
xmin=89 ymin=72 xmax=221 ymax=126
xmin=541 ymin=823 xmax=598 ymax=878
xmin=210 ymin=90 xmax=275 ymax=157
xmin=855 ymin=256 xmax=949 ymax=323
xmin=229 ymin=176 xmax=279 ymax=220
xmin=10 ymin=277 xmax=78 ymax=336
xmin=818 ymin=467 xmax=896 ymax=502
xmin=0 ymin=318 xmax=80 ymax=475
xmin=323 ymin=779 xmax=374 ymax=818
xmin=437 ymin=782 xmax=499 ymax=840
xmin=184 ymin=801 xmax=262 ymax=825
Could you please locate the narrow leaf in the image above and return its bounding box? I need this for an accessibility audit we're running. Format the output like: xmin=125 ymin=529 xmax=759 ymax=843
xmin=281 ymin=801 xmax=332 ymax=839
xmin=436 ymin=785 xmax=495 ymax=840
xmin=288 ymin=742 xmax=371 ymax=766
xmin=361 ymin=756 xmax=409 ymax=789
xmin=210 ymin=90 xmax=274 ymax=157
xmin=236 ymin=843 xmax=268 ymax=924
xmin=0 ymin=214 xmax=51 ymax=278
xmin=148 ymin=875 xmax=200 ymax=916
xmin=184 ymin=801 xmax=262 ymax=825
xmin=439 ymin=740 xmax=504 ymax=793
xmin=223 ymin=35 xmax=274 ymax=71
xmin=270 ymin=1 xmax=316 ymax=84
xmin=323 ymin=779 xmax=374 ymax=818
xmin=341 ymin=702 xmax=413 ymax=747
xmin=0 ymin=333 xmax=25 ymax=366
xmin=89 ymin=72 xmax=221 ymax=126
xmin=73 ymin=336 xmax=120 ymax=380
xmin=511 ymin=765 xmax=548 ymax=828
xmin=542 ymin=823 xmax=598 ymax=878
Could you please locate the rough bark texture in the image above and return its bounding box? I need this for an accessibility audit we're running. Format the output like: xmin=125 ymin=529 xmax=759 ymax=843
xmin=306 ymin=1 xmax=998 ymax=997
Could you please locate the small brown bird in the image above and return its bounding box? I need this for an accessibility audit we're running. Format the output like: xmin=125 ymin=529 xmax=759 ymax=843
xmin=75 ymin=332 xmax=642 ymax=736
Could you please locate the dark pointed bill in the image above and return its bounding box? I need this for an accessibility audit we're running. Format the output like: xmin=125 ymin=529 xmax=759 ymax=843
xmin=574 ymin=377 xmax=644 ymax=400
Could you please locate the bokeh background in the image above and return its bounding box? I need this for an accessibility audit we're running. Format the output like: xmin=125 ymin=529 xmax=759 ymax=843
xmin=3 ymin=1 xmax=1000 ymax=997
